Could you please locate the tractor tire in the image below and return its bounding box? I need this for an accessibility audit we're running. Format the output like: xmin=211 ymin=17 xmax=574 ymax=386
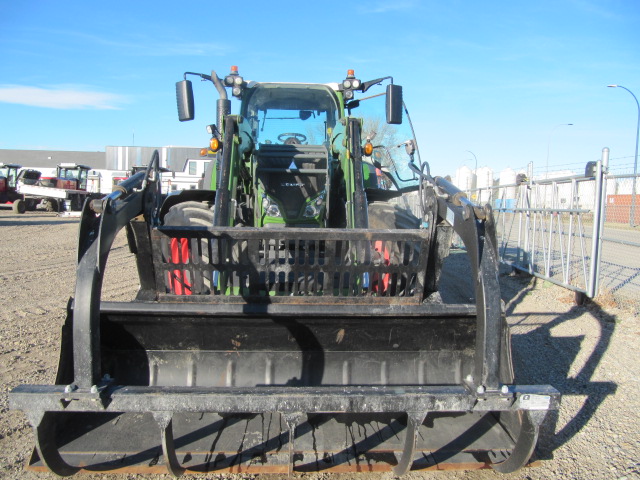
xmin=12 ymin=199 xmax=26 ymax=214
xmin=164 ymin=201 xmax=214 ymax=227
xmin=163 ymin=200 xmax=215 ymax=264
xmin=163 ymin=201 xmax=215 ymax=295
xmin=162 ymin=201 xmax=251 ymax=295
xmin=367 ymin=201 xmax=420 ymax=230
xmin=367 ymin=202 xmax=420 ymax=295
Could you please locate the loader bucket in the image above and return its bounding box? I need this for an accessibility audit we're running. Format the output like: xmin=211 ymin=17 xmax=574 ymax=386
xmin=9 ymin=180 xmax=560 ymax=476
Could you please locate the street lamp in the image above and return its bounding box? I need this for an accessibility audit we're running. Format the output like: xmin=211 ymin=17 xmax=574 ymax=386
xmin=608 ymin=84 xmax=640 ymax=227
xmin=546 ymin=123 xmax=573 ymax=177
xmin=465 ymin=150 xmax=478 ymax=172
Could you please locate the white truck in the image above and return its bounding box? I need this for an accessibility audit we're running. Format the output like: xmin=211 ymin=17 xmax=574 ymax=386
xmin=163 ymin=157 xmax=210 ymax=191
xmin=87 ymin=169 xmax=130 ymax=194
xmin=16 ymin=163 xmax=104 ymax=213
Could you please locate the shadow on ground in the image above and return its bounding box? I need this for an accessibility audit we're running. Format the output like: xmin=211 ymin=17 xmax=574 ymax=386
xmin=439 ymin=250 xmax=618 ymax=460
xmin=0 ymin=212 xmax=78 ymax=226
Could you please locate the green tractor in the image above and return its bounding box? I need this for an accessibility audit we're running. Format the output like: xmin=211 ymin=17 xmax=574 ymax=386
xmin=10 ymin=67 xmax=559 ymax=475
xmin=171 ymin=69 xmax=417 ymax=226
xmin=165 ymin=67 xmax=437 ymax=297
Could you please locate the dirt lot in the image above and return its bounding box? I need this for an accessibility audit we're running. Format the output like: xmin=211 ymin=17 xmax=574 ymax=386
xmin=0 ymin=209 xmax=638 ymax=480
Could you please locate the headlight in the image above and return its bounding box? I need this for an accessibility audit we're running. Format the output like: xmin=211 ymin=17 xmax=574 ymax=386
xmin=303 ymin=192 xmax=325 ymax=217
xmin=341 ymin=69 xmax=361 ymax=95
xmin=262 ymin=196 xmax=282 ymax=217
xmin=267 ymin=204 xmax=281 ymax=217
xmin=303 ymin=204 xmax=318 ymax=217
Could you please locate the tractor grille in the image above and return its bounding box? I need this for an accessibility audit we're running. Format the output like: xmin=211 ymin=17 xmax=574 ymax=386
xmin=152 ymin=227 xmax=431 ymax=304
xmin=256 ymin=145 xmax=328 ymax=220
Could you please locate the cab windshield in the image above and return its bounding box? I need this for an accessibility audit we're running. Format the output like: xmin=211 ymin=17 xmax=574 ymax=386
xmin=58 ymin=168 xmax=80 ymax=179
xmin=0 ymin=167 xmax=16 ymax=187
xmin=353 ymin=91 xmax=422 ymax=191
xmin=242 ymin=84 xmax=339 ymax=146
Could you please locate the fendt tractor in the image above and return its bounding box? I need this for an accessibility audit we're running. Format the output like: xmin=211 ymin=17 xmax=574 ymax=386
xmin=10 ymin=68 xmax=560 ymax=476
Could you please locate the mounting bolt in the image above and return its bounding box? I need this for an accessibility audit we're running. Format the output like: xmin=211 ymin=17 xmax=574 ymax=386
xmin=476 ymin=385 xmax=486 ymax=395
xmin=465 ymin=374 xmax=473 ymax=383
xmin=501 ymin=385 xmax=509 ymax=394
xmin=102 ymin=373 xmax=111 ymax=381
xmin=90 ymin=385 xmax=99 ymax=394
xmin=90 ymin=198 xmax=104 ymax=214
xmin=64 ymin=384 xmax=76 ymax=393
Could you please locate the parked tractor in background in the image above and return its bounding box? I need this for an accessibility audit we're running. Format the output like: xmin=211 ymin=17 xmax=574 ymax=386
xmin=10 ymin=67 xmax=560 ymax=475
xmin=16 ymin=163 xmax=101 ymax=213
xmin=0 ymin=163 xmax=41 ymax=213
xmin=0 ymin=163 xmax=23 ymax=212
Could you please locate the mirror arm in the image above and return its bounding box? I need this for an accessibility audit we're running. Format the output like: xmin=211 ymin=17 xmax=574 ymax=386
xmin=360 ymin=76 xmax=394 ymax=93
xmin=183 ymin=71 xmax=212 ymax=82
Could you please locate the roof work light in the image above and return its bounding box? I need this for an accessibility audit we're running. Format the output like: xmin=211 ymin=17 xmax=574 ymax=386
xmin=224 ymin=66 xmax=245 ymax=98
xmin=341 ymin=69 xmax=362 ymax=100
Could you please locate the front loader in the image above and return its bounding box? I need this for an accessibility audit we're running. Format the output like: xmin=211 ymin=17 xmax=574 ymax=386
xmin=10 ymin=67 xmax=559 ymax=475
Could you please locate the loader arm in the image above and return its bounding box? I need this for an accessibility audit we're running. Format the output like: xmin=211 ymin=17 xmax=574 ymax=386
xmin=432 ymin=176 xmax=503 ymax=392
xmin=73 ymin=153 xmax=164 ymax=387
xmin=212 ymin=115 xmax=237 ymax=227
xmin=347 ymin=117 xmax=369 ymax=229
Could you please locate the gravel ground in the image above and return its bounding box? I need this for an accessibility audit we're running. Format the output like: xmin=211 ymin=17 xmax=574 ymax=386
xmin=0 ymin=209 xmax=638 ymax=480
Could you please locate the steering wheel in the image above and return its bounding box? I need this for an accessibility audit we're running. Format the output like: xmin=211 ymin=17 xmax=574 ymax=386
xmin=277 ymin=132 xmax=307 ymax=144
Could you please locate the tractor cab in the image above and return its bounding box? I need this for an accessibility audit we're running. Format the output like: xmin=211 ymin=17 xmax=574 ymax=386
xmin=53 ymin=163 xmax=91 ymax=190
xmin=0 ymin=163 xmax=21 ymax=194
xmin=242 ymin=83 xmax=339 ymax=147
xmin=178 ymin=67 xmax=406 ymax=229
xmin=240 ymin=83 xmax=339 ymax=227
xmin=1 ymin=163 xmax=40 ymax=211
xmin=0 ymin=164 xmax=24 ymax=208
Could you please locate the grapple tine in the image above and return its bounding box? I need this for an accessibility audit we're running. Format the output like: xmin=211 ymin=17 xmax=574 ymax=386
xmin=392 ymin=411 xmax=427 ymax=476
xmin=153 ymin=412 xmax=185 ymax=477
xmin=491 ymin=410 xmax=545 ymax=473
xmin=29 ymin=411 xmax=79 ymax=477
xmin=282 ymin=412 xmax=304 ymax=477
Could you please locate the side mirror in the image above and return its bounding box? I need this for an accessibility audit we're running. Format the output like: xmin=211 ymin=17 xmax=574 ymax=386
xmin=176 ymin=80 xmax=195 ymax=122
xmin=386 ymin=84 xmax=403 ymax=124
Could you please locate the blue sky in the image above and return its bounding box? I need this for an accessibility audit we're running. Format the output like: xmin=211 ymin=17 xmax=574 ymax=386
xmin=0 ymin=0 xmax=638 ymax=177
